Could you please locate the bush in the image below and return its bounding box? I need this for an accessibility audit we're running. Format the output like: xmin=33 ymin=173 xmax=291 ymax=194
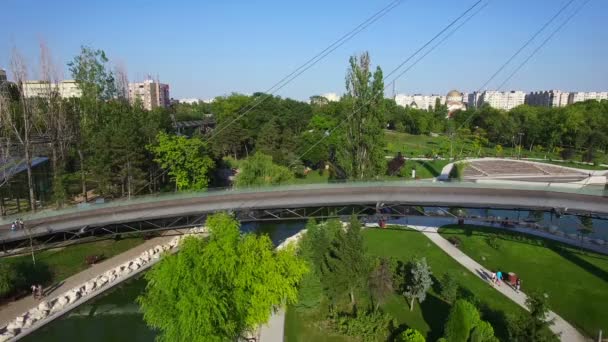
xmin=444 ymin=299 xmax=480 ymax=342
xmin=401 ymin=328 xmax=425 ymax=342
xmin=331 ymin=310 xmax=394 ymax=342
xmin=439 ymin=273 xmax=459 ymax=303
xmin=0 ymin=263 xmax=23 ymax=298
xmin=486 ymin=234 xmax=501 ymax=250
xmin=447 ymin=236 xmax=461 ymax=248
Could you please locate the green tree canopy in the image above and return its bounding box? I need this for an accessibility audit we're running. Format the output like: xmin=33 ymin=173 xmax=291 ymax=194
xmin=149 ymin=132 xmax=214 ymax=191
xmin=404 ymin=257 xmax=433 ymax=311
xmin=401 ymin=328 xmax=426 ymax=342
xmin=138 ymin=213 xmax=308 ymax=341
xmin=234 ymin=153 xmax=293 ymax=188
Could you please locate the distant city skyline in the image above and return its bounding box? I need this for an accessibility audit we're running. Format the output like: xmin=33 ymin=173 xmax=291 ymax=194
xmin=1 ymin=0 xmax=607 ymax=101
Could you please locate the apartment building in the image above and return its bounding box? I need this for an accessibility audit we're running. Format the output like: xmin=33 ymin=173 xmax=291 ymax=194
xmin=128 ymin=79 xmax=170 ymax=110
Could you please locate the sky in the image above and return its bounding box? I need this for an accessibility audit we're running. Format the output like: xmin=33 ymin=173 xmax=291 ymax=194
xmin=1 ymin=0 xmax=607 ymax=101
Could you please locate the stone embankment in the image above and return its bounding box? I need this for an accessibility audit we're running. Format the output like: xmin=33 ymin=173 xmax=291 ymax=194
xmin=0 ymin=227 xmax=207 ymax=341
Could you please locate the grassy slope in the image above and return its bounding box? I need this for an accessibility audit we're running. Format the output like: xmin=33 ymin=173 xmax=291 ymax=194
xmin=438 ymin=225 xmax=608 ymax=336
xmin=285 ymin=227 xmax=524 ymax=342
xmin=2 ymin=237 xmax=145 ymax=287
xmin=384 ymin=130 xmax=608 ymax=167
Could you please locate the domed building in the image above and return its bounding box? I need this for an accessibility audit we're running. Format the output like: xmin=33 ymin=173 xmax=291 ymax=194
xmin=446 ymin=89 xmax=466 ymax=117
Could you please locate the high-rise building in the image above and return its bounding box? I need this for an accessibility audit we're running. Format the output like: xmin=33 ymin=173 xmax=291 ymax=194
xmin=525 ymin=90 xmax=570 ymax=107
xmin=394 ymin=94 xmax=446 ymax=110
xmin=568 ymin=91 xmax=608 ymax=104
xmin=128 ymin=79 xmax=170 ymax=110
xmin=0 ymin=69 xmax=7 ymax=83
xmin=478 ymin=90 xmax=525 ymax=110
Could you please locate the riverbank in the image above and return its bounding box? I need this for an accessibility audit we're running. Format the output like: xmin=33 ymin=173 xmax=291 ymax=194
xmin=0 ymin=230 xmax=201 ymax=341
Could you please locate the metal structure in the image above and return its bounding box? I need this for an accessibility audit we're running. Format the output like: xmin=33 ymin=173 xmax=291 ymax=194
xmin=1 ymin=182 xmax=607 ymax=256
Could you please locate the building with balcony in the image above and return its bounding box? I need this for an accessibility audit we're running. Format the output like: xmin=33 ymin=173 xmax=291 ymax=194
xmin=128 ymin=79 xmax=170 ymax=110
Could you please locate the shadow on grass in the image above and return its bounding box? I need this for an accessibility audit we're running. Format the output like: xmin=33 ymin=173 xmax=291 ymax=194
xmin=548 ymin=244 xmax=608 ymax=282
xmin=417 ymin=161 xmax=442 ymax=177
xmin=419 ymin=293 xmax=450 ymax=342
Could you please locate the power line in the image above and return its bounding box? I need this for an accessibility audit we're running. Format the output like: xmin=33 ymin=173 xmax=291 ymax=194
xmin=392 ymin=0 xmax=491 ymax=84
xmin=134 ymin=0 xmax=405 ymax=196
xmin=291 ymin=0 xmax=486 ymax=166
xmin=206 ymin=0 xmax=405 ymax=142
xmin=452 ymin=0 xmax=581 ymax=152
xmin=496 ymin=0 xmax=593 ymax=91
xmin=477 ymin=0 xmax=576 ymax=91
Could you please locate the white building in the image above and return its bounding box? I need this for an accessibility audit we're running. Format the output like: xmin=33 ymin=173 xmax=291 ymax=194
xmin=321 ymin=92 xmax=340 ymax=102
xmin=22 ymin=80 xmax=82 ymax=98
xmin=568 ymin=91 xmax=608 ymax=104
xmin=525 ymin=90 xmax=570 ymax=107
xmin=178 ymin=98 xmax=200 ymax=104
xmin=479 ymin=90 xmax=525 ymax=110
xmin=128 ymin=79 xmax=170 ymax=110
xmin=394 ymin=94 xmax=446 ymax=110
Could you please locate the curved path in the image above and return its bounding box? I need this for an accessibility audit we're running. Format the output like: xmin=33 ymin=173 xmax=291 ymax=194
xmin=2 ymin=182 xmax=607 ymax=244
xmin=404 ymin=218 xmax=588 ymax=342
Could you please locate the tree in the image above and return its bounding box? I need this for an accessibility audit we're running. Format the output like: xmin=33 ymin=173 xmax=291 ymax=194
xmin=148 ymin=132 xmax=214 ymax=191
xmin=507 ymin=292 xmax=557 ymax=342
xmin=325 ymin=216 xmax=369 ymax=306
xmin=138 ymin=213 xmax=308 ymax=341
xmin=234 ymin=153 xmax=293 ymax=188
xmin=469 ymin=321 xmax=499 ymax=342
xmin=401 ymin=328 xmax=426 ymax=342
xmin=404 ymin=257 xmax=433 ymax=311
xmin=369 ymin=257 xmax=395 ymax=310
xmin=339 ymin=52 xmax=386 ymax=179
xmin=68 ymin=46 xmax=116 ymax=201
xmin=1 ymin=47 xmax=37 ymax=210
xmin=443 ymin=299 xmax=481 ymax=342
xmin=439 ymin=272 xmax=459 ymax=303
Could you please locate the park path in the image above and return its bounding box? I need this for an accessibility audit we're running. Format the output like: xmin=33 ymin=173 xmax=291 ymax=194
xmin=407 ymin=223 xmax=588 ymax=342
xmin=0 ymin=234 xmax=174 ymax=328
xmin=259 ymin=309 xmax=285 ymax=342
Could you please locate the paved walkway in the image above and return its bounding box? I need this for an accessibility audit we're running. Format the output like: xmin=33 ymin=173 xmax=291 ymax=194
xmin=407 ymin=224 xmax=588 ymax=342
xmin=259 ymin=309 xmax=285 ymax=342
xmin=0 ymin=234 xmax=175 ymax=328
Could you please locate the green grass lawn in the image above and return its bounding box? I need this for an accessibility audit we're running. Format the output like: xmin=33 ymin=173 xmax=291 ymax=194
xmin=285 ymin=227 xmax=525 ymax=341
xmin=292 ymin=170 xmax=330 ymax=184
xmin=384 ymin=130 xmax=608 ymax=165
xmin=438 ymin=225 xmax=608 ymax=337
xmin=2 ymin=237 xmax=145 ymax=289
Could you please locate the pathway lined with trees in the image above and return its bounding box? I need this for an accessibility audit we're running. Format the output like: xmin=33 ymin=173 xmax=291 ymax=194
xmin=406 ymin=223 xmax=586 ymax=342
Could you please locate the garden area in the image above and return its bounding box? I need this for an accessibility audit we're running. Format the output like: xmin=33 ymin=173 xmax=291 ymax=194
xmin=438 ymin=224 xmax=608 ymax=337
xmin=285 ymin=222 xmax=556 ymax=342
xmin=0 ymin=237 xmax=145 ymax=302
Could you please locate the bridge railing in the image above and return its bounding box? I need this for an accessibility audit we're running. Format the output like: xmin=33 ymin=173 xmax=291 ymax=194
xmin=1 ymin=179 xmax=605 ymax=225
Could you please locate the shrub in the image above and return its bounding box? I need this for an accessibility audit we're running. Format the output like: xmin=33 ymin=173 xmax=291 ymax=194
xmin=486 ymin=234 xmax=500 ymax=250
xmin=401 ymin=328 xmax=425 ymax=342
xmin=0 ymin=263 xmax=22 ymax=298
xmin=331 ymin=310 xmax=394 ymax=342
xmin=470 ymin=320 xmax=499 ymax=342
xmin=447 ymin=236 xmax=461 ymax=248
xmin=443 ymin=299 xmax=480 ymax=342
xmin=439 ymin=273 xmax=459 ymax=303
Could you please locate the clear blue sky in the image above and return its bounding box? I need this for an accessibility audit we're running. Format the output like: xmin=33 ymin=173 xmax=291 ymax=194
xmin=1 ymin=0 xmax=606 ymax=100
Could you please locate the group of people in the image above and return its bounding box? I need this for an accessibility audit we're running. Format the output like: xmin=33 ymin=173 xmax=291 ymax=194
xmin=10 ymin=219 xmax=25 ymax=231
xmin=490 ymin=270 xmax=521 ymax=293
xmin=31 ymin=284 xmax=44 ymax=300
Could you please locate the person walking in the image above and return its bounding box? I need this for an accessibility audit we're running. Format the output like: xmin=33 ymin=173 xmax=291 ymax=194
xmin=37 ymin=285 xmax=43 ymax=299
xmin=515 ymin=278 xmax=521 ymax=293
xmin=31 ymin=284 xmax=37 ymax=299
xmin=11 ymin=222 xmax=16 ymax=231
xmin=490 ymin=271 xmax=496 ymax=286
xmin=496 ymin=271 xmax=503 ymax=286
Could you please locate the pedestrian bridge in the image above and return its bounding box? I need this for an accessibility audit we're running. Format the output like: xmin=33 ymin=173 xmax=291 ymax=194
xmin=1 ymin=180 xmax=606 ymax=241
